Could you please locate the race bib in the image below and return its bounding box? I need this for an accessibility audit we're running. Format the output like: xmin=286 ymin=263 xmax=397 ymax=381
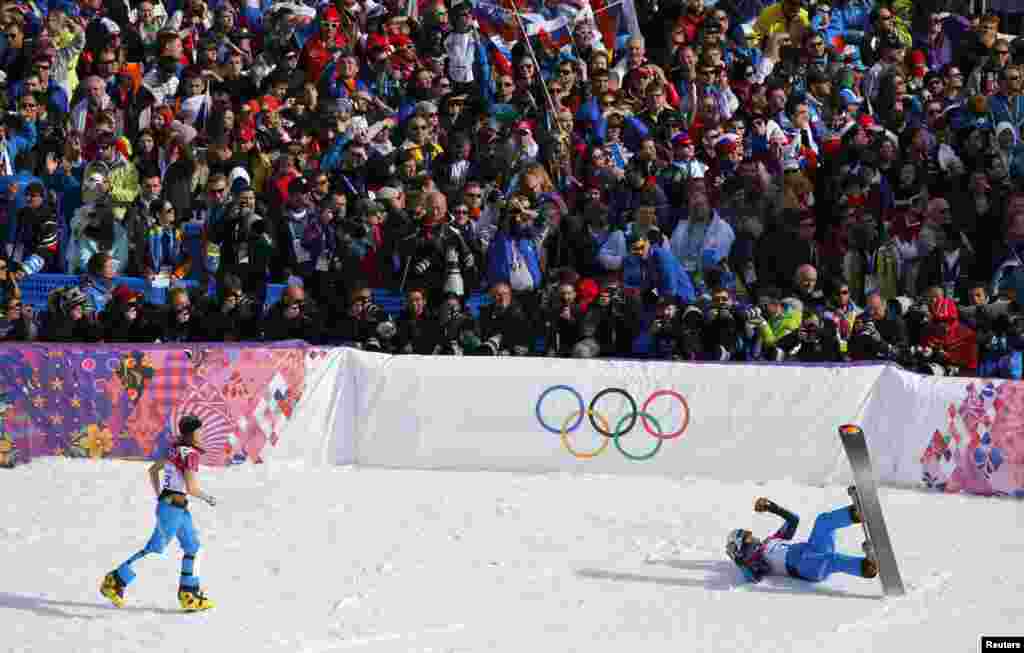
xmin=316 ymin=253 xmax=330 ymax=272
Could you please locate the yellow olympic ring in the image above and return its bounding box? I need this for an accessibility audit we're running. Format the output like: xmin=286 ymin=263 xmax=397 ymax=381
xmin=561 ymin=409 xmax=611 ymax=459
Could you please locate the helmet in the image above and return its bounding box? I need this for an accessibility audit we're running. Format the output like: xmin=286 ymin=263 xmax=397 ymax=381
xmin=725 ymin=528 xmax=753 ymax=564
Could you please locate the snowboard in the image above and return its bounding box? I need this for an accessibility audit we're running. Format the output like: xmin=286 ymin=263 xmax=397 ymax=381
xmin=838 ymin=424 xmax=906 ymax=597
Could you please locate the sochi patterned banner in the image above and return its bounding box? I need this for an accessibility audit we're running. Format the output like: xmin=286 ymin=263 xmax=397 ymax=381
xmin=0 ymin=342 xmax=340 ymax=469
xmin=860 ymin=366 xmax=1024 ymax=498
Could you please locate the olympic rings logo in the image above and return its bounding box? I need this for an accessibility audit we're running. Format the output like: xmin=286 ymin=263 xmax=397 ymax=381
xmin=535 ymin=385 xmax=691 ymax=461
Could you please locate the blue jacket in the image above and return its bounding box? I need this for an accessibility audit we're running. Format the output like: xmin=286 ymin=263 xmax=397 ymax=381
xmin=3 ymin=121 xmax=37 ymax=172
xmin=485 ymin=226 xmax=542 ymax=290
xmin=830 ymin=0 xmax=875 ymax=42
xmin=623 ymin=245 xmax=696 ymax=303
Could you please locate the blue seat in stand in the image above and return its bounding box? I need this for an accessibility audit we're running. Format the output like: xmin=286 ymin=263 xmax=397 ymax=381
xmin=19 ymin=273 xmax=198 ymax=312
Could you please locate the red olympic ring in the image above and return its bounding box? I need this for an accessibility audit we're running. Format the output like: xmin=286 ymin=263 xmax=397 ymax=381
xmin=641 ymin=390 xmax=690 ymax=440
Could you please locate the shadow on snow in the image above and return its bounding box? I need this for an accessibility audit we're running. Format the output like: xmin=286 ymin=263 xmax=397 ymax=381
xmin=576 ymin=559 xmax=881 ymax=601
xmin=0 ymin=591 xmax=186 ymax=619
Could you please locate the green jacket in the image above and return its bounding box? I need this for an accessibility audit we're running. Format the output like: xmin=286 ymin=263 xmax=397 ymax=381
xmin=759 ymin=304 xmax=803 ymax=348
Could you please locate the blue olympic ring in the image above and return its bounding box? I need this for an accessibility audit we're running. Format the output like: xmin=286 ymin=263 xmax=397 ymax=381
xmin=535 ymin=385 xmax=585 ymax=434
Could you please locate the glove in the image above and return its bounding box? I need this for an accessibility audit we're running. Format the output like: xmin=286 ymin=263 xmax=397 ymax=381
xmin=198 ymin=493 xmax=217 ymax=507
xmin=414 ymin=259 xmax=430 ymax=275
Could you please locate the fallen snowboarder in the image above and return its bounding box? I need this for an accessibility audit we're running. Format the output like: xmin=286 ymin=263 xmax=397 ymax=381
xmin=726 ymin=496 xmax=878 ymax=584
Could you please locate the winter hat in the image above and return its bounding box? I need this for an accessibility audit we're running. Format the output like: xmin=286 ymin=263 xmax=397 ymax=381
xmin=59 ymin=287 xmax=89 ymax=314
xmin=112 ymin=284 xmax=142 ymax=305
xmin=178 ymin=414 xmax=203 ymax=437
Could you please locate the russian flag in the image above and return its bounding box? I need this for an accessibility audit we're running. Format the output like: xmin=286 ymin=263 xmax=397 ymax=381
xmin=524 ymin=14 xmax=572 ymax=51
xmin=473 ymin=1 xmax=519 ymax=43
xmin=591 ymin=0 xmax=639 ymax=52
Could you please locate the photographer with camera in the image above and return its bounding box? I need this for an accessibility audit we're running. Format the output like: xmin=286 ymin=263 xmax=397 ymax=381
xmin=435 ymin=292 xmax=480 ymax=356
xmin=701 ymin=286 xmax=747 ymax=361
xmin=743 ymin=287 xmax=802 ymax=361
xmin=330 ymin=282 xmax=394 ymax=351
xmin=648 ymin=297 xmax=689 ymax=361
xmin=476 ymin=281 xmax=531 ymax=356
xmin=575 ymin=281 xmax=639 ymax=359
xmin=394 ymin=287 xmax=442 ymax=354
xmin=264 ymin=283 xmax=323 ymax=343
xmin=206 ymin=184 xmax=269 ymax=298
xmin=201 ymin=273 xmax=261 ymax=342
xmin=848 ymin=292 xmax=909 ymax=362
xmin=776 ymin=312 xmax=842 ymax=363
xmin=913 ymin=285 xmax=978 ymax=375
xmin=543 ymin=280 xmax=586 ymax=357
xmin=402 ymin=190 xmax=478 ymax=303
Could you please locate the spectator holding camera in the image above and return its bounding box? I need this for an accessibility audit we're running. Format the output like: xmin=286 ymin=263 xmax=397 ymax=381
xmin=204 ymin=273 xmax=262 ymax=342
xmin=405 ymin=191 xmax=478 ymax=303
xmin=477 ymin=281 xmax=531 ymax=356
xmin=701 ymin=286 xmax=746 ymax=361
xmin=848 ymin=292 xmax=909 ymax=362
xmin=264 ymin=284 xmax=323 ymax=344
xmin=395 ymin=287 xmax=442 ymax=355
xmin=776 ymin=312 xmax=842 ymax=363
xmin=544 ymin=280 xmax=585 ymax=357
xmin=0 ymin=292 xmax=36 ymax=341
xmin=918 ymin=285 xmax=978 ymax=375
xmin=40 ymin=286 xmax=100 ymax=342
xmin=160 ymin=287 xmax=204 ymax=342
xmin=101 ymin=285 xmax=160 ymax=343
xmin=745 ymin=287 xmax=802 ymax=361
xmin=332 ymin=283 xmax=391 ymax=350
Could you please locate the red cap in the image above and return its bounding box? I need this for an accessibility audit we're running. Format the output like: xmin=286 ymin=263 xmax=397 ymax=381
xmin=857 ymin=114 xmax=875 ymax=129
xmin=112 ymin=284 xmax=142 ymax=304
xmin=323 ymin=6 xmax=340 ymax=22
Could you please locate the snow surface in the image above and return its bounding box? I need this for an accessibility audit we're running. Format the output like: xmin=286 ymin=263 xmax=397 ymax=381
xmin=3 ymin=458 xmax=1023 ymax=653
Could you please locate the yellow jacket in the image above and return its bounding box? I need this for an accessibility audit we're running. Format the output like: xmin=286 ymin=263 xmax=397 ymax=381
xmin=752 ymin=4 xmax=810 ymax=44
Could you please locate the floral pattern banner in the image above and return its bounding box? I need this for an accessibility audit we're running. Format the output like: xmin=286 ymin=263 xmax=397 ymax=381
xmin=920 ymin=380 xmax=1024 ymax=497
xmin=0 ymin=342 xmax=328 ymax=469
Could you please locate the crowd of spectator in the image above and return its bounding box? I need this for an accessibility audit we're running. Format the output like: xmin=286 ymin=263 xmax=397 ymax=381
xmin=0 ymin=0 xmax=1022 ymax=376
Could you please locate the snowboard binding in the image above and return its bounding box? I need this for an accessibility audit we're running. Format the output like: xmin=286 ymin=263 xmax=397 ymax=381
xmin=100 ymin=571 xmax=126 ymax=608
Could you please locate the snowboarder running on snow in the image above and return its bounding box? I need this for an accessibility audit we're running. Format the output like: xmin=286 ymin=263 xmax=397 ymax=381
xmin=726 ymin=497 xmax=878 ymax=584
xmin=101 ymin=415 xmax=217 ymax=611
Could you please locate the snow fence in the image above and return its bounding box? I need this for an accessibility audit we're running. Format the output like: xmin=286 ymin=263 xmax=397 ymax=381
xmin=3 ymin=343 xmax=1022 ymax=498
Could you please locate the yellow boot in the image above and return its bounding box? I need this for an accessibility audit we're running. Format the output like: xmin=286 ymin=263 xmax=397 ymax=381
xmin=100 ymin=572 xmax=126 ymax=608
xmin=178 ymin=587 xmax=215 ymax=612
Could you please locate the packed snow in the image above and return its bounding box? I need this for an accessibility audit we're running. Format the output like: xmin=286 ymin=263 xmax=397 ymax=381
xmin=2 ymin=458 xmax=1022 ymax=653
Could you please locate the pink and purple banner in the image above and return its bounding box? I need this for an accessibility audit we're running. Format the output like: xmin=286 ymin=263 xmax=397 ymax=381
xmin=0 ymin=342 xmax=332 ymax=469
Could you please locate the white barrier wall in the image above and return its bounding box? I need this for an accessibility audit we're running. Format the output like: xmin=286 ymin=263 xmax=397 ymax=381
xmin=346 ymin=352 xmax=886 ymax=486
